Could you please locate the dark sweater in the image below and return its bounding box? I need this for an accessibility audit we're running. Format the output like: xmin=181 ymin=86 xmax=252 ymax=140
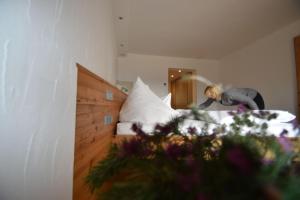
xmin=199 ymin=88 xmax=260 ymax=110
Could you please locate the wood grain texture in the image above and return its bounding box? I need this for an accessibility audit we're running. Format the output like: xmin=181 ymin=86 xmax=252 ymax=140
xmin=113 ymin=135 xmax=136 ymax=145
xmin=73 ymin=64 xmax=127 ymax=200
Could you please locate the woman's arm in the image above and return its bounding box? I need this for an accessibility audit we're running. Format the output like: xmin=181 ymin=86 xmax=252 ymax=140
xmin=198 ymin=98 xmax=214 ymax=109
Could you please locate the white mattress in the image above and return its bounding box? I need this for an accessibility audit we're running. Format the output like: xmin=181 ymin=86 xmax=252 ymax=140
xmin=117 ymin=110 xmax=298 ymax=137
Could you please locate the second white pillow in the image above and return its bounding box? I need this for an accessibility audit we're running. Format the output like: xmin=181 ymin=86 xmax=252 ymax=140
xmin=161 ymin=93 xmax=172 ymax=108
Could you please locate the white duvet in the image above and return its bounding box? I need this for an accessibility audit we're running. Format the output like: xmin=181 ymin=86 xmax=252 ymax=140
xmin=117 ymin=110 xmax=298 ymax=138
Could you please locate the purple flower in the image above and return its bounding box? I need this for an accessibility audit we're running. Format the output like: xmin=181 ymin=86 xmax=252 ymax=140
xmin=165 ymin=143 xmax=183 ymax=159
xmin=237 ymin=104 xmax=248 ymax=114
xmin=280 ymin=129 xmax=288 ymax=137
xmin=131 ymin=123 xmax=146 ymax=136
xmin=226 ymin=147 xmax=253 ymax=175
xmin=121 ymin=139 xmax=141 ymax=156
xmin=154 ymin=123 xmax=173 ymax=135
xmin=131 ymin=123 xmax=142 ymax=134
xmin=277 ymin=136 xmax=293 ymax=153
xmin=289 ymin=118 xmax=299 ymax=130
xmin=187 ymin=126 xmax=198 ymax=135
xmin=262 ymin=158 xmax=274 ymax=166
xmin=120 ymin=138 xmax=150 ymax=157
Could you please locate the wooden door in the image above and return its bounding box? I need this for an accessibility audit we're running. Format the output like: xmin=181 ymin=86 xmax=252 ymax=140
xmin=295 ymin=36 xmax=300 ymax=118
xmin=169 ymin=68 xmax=196 ymax=109
xmin=171 ymin=78 xmax=193 ymax=109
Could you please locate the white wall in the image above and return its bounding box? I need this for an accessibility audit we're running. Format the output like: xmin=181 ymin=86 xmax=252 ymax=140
xmin=220 ymin=19 xmax=300 ymax=114
xmin=117 ymin=53 xmax=220 ymax=107
xmin=0 ymin=1 xmax=117 ymax=199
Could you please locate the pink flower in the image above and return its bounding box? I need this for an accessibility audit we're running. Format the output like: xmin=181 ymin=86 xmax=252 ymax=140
xmin=166 ymin=143 xmax=183 ymax=159
xmin=277 ymin=136 xmax=293 ymax=153
xmin=237 ymin=104 xmax=248 ymax=114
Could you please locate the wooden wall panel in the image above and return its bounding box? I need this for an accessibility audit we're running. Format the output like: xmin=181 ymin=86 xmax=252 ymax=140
xmin=73 ymin=64 xmax=127 ymax=200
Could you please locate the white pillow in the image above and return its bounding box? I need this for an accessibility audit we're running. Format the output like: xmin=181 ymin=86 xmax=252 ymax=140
xmin=119 ymin=77 xmax=179 ymax=124
xmin=161 ymin=93 xmax=172 ymax=108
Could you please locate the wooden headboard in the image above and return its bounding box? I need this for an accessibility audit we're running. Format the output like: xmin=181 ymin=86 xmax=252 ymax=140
xmin=73 ymin=64 xmax=127 ymax=200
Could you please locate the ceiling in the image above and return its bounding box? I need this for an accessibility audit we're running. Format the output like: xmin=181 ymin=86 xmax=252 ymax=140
xmin=114 ymin=0 xmax=300 ymax=59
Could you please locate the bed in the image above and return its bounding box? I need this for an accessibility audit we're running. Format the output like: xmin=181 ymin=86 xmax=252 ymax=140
xmin=73 ymin=64 xmax=299 ymax=200
xmin=116 ymin=76 xmax=298 ymax=138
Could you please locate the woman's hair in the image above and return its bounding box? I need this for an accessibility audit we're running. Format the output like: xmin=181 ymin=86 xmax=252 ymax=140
xmin=204 ymin=85 xmax=221 ymax=99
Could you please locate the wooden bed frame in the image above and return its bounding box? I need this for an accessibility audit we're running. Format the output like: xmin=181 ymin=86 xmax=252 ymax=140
xmin=73 ymin=64 xmax=128 ymax=200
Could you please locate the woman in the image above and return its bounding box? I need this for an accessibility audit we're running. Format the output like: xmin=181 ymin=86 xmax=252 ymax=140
xmin=199 ymin=85 xmax=265 ymax=110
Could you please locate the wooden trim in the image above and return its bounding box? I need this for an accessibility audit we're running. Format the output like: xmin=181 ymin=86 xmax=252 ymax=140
xmin=73 ymin=64 xmax=127 ymax=200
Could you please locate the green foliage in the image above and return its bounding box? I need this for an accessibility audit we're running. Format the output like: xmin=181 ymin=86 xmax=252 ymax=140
xmin=86 ymin=106 xmax=300 ymax=200
xmin=86 ymin=145 xmax=129 ymax=192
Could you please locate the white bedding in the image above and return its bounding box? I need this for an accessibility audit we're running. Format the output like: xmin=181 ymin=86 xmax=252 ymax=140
xmin=116 ymin=121 xmax=298 ymax=137
xmin=177 ymin=109 xmax=296 ymax=123
xmin=117 ymin=110 xmax=298 ymax=137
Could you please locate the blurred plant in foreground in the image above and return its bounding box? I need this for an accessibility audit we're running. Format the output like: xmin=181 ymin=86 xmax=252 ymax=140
xmin=87 ymin=106 xmax=300 ymax=200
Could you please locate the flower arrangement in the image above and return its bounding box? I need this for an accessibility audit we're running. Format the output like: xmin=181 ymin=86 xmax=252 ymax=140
xmin=87 ymin=106 xmax=300 ymax=200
